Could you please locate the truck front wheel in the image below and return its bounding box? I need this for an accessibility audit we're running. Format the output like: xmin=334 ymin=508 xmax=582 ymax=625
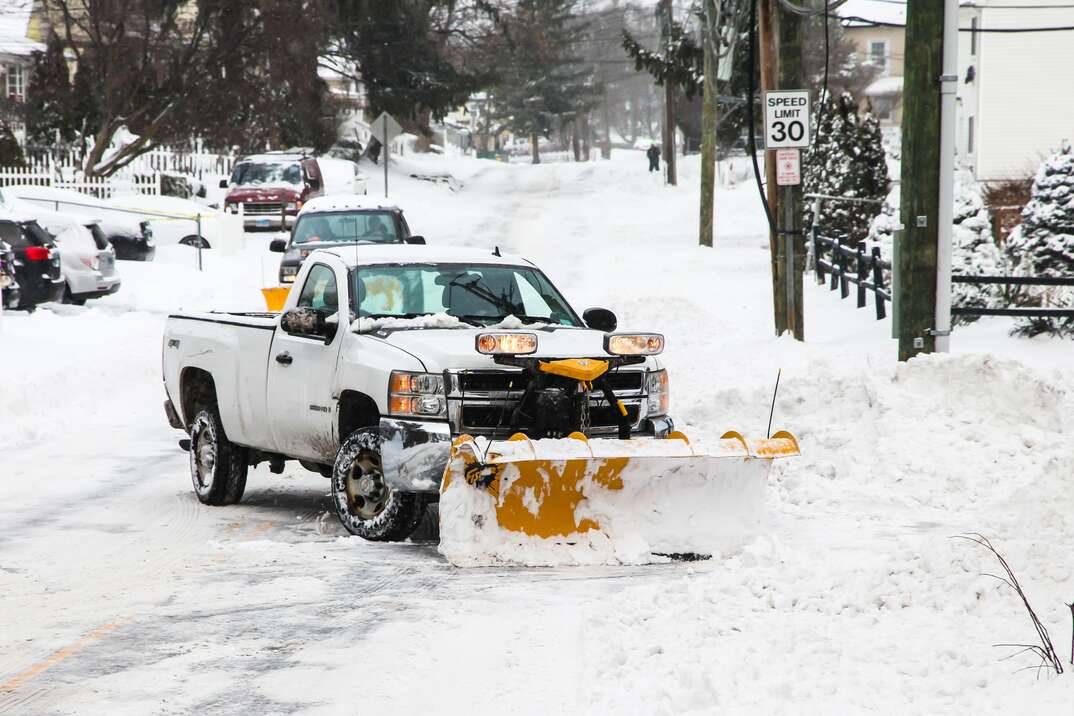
xmin=188 ymin=408 xmax=248 ymax=506
xmin=332 ymin=429 xmax=426 ymax=542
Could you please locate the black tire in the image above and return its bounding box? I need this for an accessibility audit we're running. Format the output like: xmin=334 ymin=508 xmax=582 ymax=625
xmin=188 ymin=407 xmax=248 ymax=506
xmin=62 ymin=286 xmax=86 ymax=306
xmin=179 ymin=235 xmax=211 ymax=249
xmin=331 ymin=428 xmax=426 ymax=542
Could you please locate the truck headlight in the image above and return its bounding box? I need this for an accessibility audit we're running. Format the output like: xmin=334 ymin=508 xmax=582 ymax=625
xmin=389 ymin=371 xmax=446 ymax=418
xmin=647 ymin=369 xmax=669 ymax=416
xmin=280 ymin=265 xmax=298 ymax=284
xmin=605 ymin=333 xmax=664 ymax=356
xmin=476 ymin=332 xmax=537 ymax=355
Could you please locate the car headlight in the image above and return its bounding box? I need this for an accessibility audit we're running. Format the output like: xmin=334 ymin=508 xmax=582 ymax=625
xmin=605 ymin=333 xmax=664 ymax=356
xmin=389 ymin=371 xmax=446 ymax=418
xmin=647 ymin=369 xmax=669 ymax=416
xmin=475 ymin=332 xmax=537 ymax=355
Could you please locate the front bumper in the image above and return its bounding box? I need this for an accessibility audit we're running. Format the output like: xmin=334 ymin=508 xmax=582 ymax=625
xmin=378 ymin=414 xmax=674 ymax=494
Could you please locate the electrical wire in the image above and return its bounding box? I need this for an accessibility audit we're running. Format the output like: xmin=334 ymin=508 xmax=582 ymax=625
xmin=841 ymin=15 xmax=1074 ymax=32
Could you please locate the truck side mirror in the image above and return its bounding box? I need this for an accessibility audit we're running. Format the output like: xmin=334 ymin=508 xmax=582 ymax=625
xmin=269 ymin=239 xmax=287 ymax=253
xmin=583 ymin=307 xmax=617 ymax=332
xmin=280 ymin=306 xmax=327 ymax=339
xmin=405 ymin=235 xmax=426 ymax=245
xmin=219 ymin=179 xmax=228 ymax=189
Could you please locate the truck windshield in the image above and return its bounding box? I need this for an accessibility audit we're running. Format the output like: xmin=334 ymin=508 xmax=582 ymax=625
xmin=352 ymin=263 xmax=582 ymax=327
xmin=294 ymin=211 xmax=398 ymax=245
xmin=230 ymin=162 xmax=302 ymax=187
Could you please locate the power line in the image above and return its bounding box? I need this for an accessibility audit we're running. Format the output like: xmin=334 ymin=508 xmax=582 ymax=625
xmin=841 ymin=15 xmax=1074 ymax=32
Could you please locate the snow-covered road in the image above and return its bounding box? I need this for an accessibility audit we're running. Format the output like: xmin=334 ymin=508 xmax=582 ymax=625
xmin=2 ymin=152 xmax=1071 ymax=714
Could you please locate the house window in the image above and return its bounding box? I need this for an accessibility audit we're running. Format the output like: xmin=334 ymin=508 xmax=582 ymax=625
xmin=967 ymin=116 xmax=975 ymax=154
xmin=869 ymin=41 xmax=887 ymax=72
xmin=873 ymin=97 xmax=894 ymax=121
xmin=5 ymin=65 xmax=24 ymax=100
xmin=971 ymin=17 xmax=978 ymax=56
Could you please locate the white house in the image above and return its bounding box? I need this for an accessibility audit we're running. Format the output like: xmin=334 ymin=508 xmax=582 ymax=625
xmin=957 ymin=1 xmax=1074 ymax=182
xmin=0 ymin=0 xmax=44 ymax=104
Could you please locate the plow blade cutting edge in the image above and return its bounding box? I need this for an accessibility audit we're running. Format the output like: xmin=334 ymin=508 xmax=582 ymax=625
xmin=437 ymin=431 xmax=800 ymax=567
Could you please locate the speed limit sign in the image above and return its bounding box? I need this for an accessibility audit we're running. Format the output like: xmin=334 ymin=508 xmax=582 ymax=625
xmin=764 ymin=90 xmax=811 ymax=149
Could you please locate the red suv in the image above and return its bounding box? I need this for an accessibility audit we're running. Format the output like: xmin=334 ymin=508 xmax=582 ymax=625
xmin=221 ymin=153 xmax=325 ymax=230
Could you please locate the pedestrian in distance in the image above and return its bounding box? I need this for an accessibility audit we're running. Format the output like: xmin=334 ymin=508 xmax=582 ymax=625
xmin=646 ymin=144 xmax=661 ymax=173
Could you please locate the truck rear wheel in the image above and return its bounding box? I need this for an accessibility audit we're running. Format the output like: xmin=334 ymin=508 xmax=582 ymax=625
xmin=331 ymin=428 xmax=426 ymax=542
xmin=189 ymin=408 xmax=248 ymax=506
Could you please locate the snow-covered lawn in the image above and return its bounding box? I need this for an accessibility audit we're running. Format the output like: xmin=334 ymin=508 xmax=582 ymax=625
xmin=1 ymin=151 xmax=1070 ymax=713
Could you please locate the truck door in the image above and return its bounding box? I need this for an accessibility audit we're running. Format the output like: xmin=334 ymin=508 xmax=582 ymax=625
xmin=267 ymin=261 xmax=346 ymax=462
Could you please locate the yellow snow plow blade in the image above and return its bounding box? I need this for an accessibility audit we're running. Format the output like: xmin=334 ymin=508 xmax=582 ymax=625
xmin=438 ymin=430 xmax=799 ymax=566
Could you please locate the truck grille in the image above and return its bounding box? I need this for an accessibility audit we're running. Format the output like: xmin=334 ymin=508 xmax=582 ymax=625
xmin=449 ymin=369 xmax=647 ymax=436
xmin=460 ymin=403 xmax=640 ymax=432
xmin=457 ymin=370 xmax=643 ymax=394
xmin=243 ymin=202 xmax=284 ymax=215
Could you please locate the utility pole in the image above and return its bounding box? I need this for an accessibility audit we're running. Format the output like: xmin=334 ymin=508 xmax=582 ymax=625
xmin=699 ymin=0 xmax=721 ymax=248
xmin=777 ymin=2 xmax=804 ymax=340
xmin=895 ymin=0 xmax=947 ymax=360
xmin=661 ymin=0 xmax=677 ymax=185
xmin=758 ymin=0 xmax=785 ymax=333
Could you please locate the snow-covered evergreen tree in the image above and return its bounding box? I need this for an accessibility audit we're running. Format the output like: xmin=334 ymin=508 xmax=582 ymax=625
xmin=1005 ymin=142 xmax=1074 ymax=336
xmin=951 ymin=172 xmax=1006 ymax=324
xmin=803 ymin=92 xmax=889 ymax=246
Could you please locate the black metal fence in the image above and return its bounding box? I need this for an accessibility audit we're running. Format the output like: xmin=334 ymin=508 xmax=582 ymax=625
xmin=813 ymin=236 xmax=891 ymax=320
xmin=951 ymin=275 xmax=1074 ymax=318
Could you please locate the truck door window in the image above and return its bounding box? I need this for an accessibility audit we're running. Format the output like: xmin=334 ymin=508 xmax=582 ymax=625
xmin=296 ymin=264 xmax=338 ymax=314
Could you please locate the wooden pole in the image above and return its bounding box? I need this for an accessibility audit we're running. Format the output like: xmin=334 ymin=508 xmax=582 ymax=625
xmin=699 ymin=0 xmax=720 ymax=248
xmin=758 ymin=0 xmax=785 ymax=334
xmin=777 ymin=1 xmax=804 ymax=341
xmin=896 ymin=0 xmax=944 ymax=360
xmin=662 ymin=0 xmax=677 ymax=186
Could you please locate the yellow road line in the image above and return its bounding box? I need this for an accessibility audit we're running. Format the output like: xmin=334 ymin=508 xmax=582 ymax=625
xmin=0 ymin=622 xmax=122 ymax=693
xmin=246 ymin=521 xmax=275 ymax=539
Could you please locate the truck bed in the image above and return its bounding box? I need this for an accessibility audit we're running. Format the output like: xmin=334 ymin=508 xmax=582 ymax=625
xmin=163 ymin=311 xmax=280 ymax=449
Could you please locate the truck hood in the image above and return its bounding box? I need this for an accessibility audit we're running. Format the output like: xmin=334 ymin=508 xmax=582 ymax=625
xmin=366 ymin=327 xmax=661 ymax=373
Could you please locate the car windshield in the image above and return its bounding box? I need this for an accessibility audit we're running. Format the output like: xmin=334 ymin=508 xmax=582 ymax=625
xmin=230 ymin=162 xmax=302 ymax=186
xmin=293 ymin=210 xmax=399 ymax=245
xmin=352 ymin=263 xmax=581 ymax=327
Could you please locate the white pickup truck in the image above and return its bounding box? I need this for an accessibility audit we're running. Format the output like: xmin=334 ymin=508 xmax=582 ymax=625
xmin=162 ymin=245 xmax=674 ymax=542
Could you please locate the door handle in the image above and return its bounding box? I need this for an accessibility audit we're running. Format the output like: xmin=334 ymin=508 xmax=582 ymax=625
xmin=275 ymin=352 xmax=293 ymax=365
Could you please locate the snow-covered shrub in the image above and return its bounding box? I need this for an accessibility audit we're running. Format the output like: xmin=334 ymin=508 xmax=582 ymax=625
xmin=951 ymin=172 xmax=1008 ymax=324
xmin=1005 ymin=142 xmax=1074 ymax=337
xmin=803 ymin=92 xmax=889 ymax=246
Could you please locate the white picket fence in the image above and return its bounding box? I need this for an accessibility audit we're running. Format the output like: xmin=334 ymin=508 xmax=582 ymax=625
xmin=0 ymin=167 xmax=162 ymax=198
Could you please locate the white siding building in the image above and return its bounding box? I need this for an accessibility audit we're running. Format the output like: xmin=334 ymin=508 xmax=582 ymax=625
xmin=957 ymin=1 xmax=1074 ymax=181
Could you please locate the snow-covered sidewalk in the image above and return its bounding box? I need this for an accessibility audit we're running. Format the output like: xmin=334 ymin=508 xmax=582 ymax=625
xmin=1 ymin=151 xmax=1070 ymax=713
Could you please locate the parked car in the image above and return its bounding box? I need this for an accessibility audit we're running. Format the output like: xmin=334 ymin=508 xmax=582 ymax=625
xmin=0 ymin=212 xmax=64 ymax=310
xmin=222 ymin=153 xmax=366 ymax=230
xmin=31 ymin=208 xmax=121 ymax=304
xmin=269 ymin=196 xmax=423 ymax=285
xmin=104 ymin=193 xmax=238 ymax=252
xmin=1 ymin=185 xmax=155 ymax=261
xmin=0 ymin=239 xmax=19 ymax=310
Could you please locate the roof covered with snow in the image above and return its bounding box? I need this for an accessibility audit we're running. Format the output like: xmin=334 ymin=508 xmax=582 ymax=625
xmin=838 ymin=0 xmax=906 ymax=26
xmin=318 ymin=244 xmax=530 ymax=269
xmin=0 ymin=0 xmax=44 ymax=56
xmin=864 ymin=76 xmax=904 ymax=98
xmin=299 ymin=195 xmax=401 ymax=216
